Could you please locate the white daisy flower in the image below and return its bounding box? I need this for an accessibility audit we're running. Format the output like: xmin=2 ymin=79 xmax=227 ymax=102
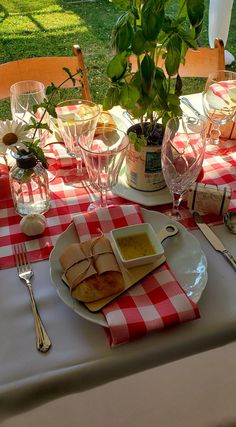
xmin=0 ymin=120 xmax=31 ymax=155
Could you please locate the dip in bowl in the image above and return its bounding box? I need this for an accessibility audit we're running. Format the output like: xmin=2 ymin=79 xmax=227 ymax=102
xmin=110 ymin=223 xmax=164 ymax=268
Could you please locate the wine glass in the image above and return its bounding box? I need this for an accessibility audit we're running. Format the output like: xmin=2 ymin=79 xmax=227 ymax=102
xmin=202 ymin=70 xmax=236 ymax=151
xmin=161 ymin=116 xmax=206 ymax=220
xmin=79 ymin=127 xmax=129 ymax=210
xmin=56 ymin=100 xmax=101 ymax=188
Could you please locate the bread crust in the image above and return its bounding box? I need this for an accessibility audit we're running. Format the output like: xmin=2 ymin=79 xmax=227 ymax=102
xmin=59 ymin=238 xmax=125 ymax=303
xmin=71 ymin=271 xmax=124 ymax=302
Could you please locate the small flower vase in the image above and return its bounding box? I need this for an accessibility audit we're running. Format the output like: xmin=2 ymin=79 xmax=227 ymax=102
xmin=9 ymin=152 xmax=51 ymax=216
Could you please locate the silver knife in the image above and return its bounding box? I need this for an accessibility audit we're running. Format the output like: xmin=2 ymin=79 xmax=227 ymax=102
xmin=193 ymin=212 xmax=236 ymax=271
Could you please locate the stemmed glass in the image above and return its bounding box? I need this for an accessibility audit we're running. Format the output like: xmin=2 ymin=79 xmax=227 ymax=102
xmin=56 ymin=100 xmax=101 ymax=187
xmin=10 ymin=80 xmax=46 ymax=135
xmin=161 ymin=115 xmax=206 ymax=220
xmin=202 ymin=70 xmax=236 ymax=151
xmin=79 ymin=127 xmax=129 ymax=210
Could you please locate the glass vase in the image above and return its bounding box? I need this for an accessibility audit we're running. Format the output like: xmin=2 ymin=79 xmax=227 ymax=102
xmin=9 ymin=152 xmax=50 ymax=216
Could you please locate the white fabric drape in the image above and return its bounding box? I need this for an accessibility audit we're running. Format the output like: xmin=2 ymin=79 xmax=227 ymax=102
xmin=208 ymin=0 xmax=235 ymax=65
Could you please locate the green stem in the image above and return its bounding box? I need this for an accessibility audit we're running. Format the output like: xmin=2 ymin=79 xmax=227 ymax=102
xmin=32 ymin=70 xmax=81 ymax=140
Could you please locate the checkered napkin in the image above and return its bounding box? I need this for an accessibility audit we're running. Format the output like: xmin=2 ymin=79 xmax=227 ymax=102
xmin=73 ymin=204 xmax=200 ymax=346
xmin=44 ymin=142 xmax=77 ymax=171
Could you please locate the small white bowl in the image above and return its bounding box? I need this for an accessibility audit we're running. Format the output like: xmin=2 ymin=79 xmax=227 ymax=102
xmin=110 ymin=223 xmax=164 ymax=268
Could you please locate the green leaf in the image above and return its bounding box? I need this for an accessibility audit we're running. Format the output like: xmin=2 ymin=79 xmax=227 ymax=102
xmin=187 ymin=0 xmax=204 ymax=28
xmin=174 ymin=74 xmax=183 ymax=96
xmin=46 ymin=83 xmax=57 ymax=96
xmin=107 ymin=52 xmax=128 ymax=81
xmin=120 ymin=83 xmax=140 ymax=108
xmin=178 ymin=29 xmax=198 ymax=49
xmin=62 ymin=67 xmax=75 ymax=85
xmin=165 ymin=36 xmax=182 ymax=76
xmin=194 ymin=22 xmax=203 ymax=40
xmin=168 ymin=93 xmax=180 ymax=108
xmin=113 ymin=14 xmax=133 ymax=53
xmin=128 ymin=131 xmax=138 ymax=145
xmin=103 ymin=86 xmax=120 ymax=110
xmin=141 ymin=0 xmax=164 ymax=41
xmin=24 ymin=140 xmax=48 ymax=168
xmin=140 ymin=54 xmax=156 ymax=94
xmin=131 ymin=6 xmax=139 ymax=20
xmin=128 ymin=131 xmax=146 ymax=152
xmin=132 ymin=28 xmax=146 ymax=55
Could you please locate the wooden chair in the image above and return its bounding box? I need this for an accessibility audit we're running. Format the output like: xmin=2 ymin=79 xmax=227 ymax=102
xmin=130 ymin=38 xmax=225 ymax=78
xmin=0 ymin=45 xmax=91 ymax=101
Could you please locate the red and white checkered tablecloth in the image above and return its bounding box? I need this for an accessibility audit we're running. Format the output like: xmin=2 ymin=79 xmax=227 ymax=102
xmin=0 ymin=140 xmax=236 ymax=269
xmin=73 ymin=204 xmax=200 ymax=346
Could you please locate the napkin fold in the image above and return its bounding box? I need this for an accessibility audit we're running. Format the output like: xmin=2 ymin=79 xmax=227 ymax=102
xmin=73 ymin=204 xmax=200 ymax=346
xmin=45 ymin=142 xmax=77 ymax=173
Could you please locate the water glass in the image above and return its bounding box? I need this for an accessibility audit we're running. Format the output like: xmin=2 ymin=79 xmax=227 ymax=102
xmin=79 ymin=127 xmax=129 ymax=210
xmin=202 ymin=70 xmax=236 ymax=151
xmin=56 ymin=100 xmax=101 ymax=187
xmin=10 ymin=80 xmax=46 ymax=128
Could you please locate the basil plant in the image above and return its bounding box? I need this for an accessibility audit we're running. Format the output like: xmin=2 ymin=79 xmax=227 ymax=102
xmin=103 ymin=0 xmax=205 ymax=133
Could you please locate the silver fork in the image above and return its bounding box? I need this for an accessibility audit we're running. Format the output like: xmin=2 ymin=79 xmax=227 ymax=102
xmin=14 ymin=243 xmax=51 ymax=353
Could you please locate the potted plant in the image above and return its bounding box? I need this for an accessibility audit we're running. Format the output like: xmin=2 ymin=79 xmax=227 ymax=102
xmin=103 ymin=0 xmax=205 ymax=191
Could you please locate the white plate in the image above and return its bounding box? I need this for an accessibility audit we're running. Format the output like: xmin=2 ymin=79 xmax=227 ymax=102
xmin=113 ymin=163 xmax=172 ymax=206
xmin=49 ymin=209 xmax=208 ymax=328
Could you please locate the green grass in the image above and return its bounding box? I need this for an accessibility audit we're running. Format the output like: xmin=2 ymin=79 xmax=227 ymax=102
xmin=0 ymin=0 xmax=236 ymax=119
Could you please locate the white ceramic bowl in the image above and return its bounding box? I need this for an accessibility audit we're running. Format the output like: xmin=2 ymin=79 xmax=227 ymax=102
xmin=110 ymin=223 xmax=164 ymax=268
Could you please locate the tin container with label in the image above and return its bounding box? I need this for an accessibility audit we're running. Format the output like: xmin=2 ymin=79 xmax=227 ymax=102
xmin=125 ymin=143 xmax=166 ymax=192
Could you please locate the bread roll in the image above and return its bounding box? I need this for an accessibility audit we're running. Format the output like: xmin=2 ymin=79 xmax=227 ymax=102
xmin=95 ymin=108 xmax=117 ymax=134
xmin=59 ymin=237 xmax=124 ymax=303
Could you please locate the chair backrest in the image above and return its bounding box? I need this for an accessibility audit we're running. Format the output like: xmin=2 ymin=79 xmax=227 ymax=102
xmin=129 ymin=39 xmax=225 ymax=78
xmin=0 ymin=45 xmax=91 ymax=101
xmin=173 ymin=38 xmax=225 ymax=77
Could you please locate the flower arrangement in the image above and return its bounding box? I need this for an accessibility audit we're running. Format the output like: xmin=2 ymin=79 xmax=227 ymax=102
xmin=0 ymin=67 xmax=83 ymax=168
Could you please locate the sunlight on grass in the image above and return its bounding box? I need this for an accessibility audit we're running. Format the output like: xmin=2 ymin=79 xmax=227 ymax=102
xmin=0 ymin=13 xmax=86 ymax=34
xmin=35 ymin=12 xmax=81 ymax=30
xmin=0 ymin=0 xmax=56 ymax=14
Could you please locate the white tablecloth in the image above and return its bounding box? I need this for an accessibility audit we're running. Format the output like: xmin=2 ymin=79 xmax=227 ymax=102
xmin=1 ymin=223 xmax=236 ymax=419
xmin=3 ymin=341 xmax=236 ymax=427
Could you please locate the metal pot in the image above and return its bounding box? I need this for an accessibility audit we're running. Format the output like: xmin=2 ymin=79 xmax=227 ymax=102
xmin=125 ymin=123 xmax=166 ymax=192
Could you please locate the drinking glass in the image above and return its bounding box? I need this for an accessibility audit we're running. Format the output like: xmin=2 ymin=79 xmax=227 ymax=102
xmin=79 ymin=127 xmax=129 ymax=210
xmin=10 ymin=80 xmax=46 ymax=130
xmin=161 ymin=116 xmax=206 ymax=220
xmin=202 ymin=70 xmax=236 ymax=151
xmin=56 ymin=100 xmax=101 ymax=188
